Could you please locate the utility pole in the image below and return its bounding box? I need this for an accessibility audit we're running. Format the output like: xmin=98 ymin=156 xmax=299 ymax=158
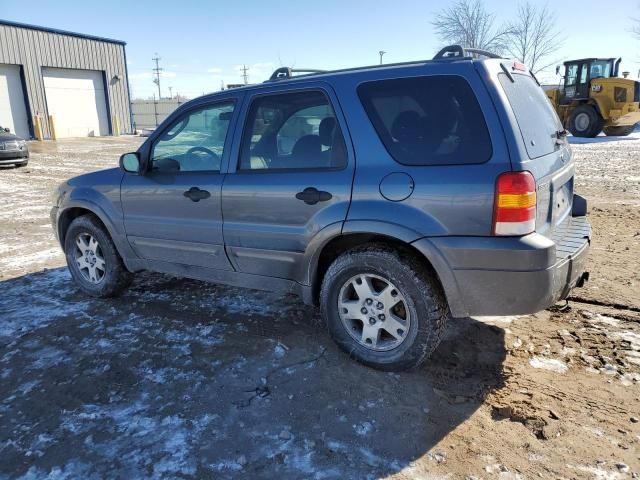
xmin=168 ymin=86 xmax=173 ymax=99
xmin=152 ymin=54 xmax=163 ymax=99
xmin=240 ymin=64 xmax=249 ymax=85
xmin=379 ymin=50 xmax=386 ymax=65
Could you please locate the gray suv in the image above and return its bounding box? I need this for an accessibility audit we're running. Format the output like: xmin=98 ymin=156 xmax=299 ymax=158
xmin=51 ymin=46 xmax=591 ymax=371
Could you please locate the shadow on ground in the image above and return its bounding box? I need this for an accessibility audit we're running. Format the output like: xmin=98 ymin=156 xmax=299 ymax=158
xmin=0 ymin=268 xmax=506 ymax=479
xmin=568 ymin=134 xmax=639 ymax=145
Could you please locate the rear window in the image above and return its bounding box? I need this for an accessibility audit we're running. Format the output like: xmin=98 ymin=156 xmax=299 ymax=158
xmin=499 ymin=73 xmax=563 ymax=159
xmin=357 ymin=75 xmax=492 ymax=166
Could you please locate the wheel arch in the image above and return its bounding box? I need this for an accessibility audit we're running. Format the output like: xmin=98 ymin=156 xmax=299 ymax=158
xmin=57 ymin=203 xmax=138 ymax=271
xmin=308 ymin=230 xmax=467 ymax=318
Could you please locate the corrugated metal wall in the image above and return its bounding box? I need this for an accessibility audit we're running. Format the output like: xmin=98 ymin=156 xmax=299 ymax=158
xmin=0 ymin=22 xmax=131 ymax=138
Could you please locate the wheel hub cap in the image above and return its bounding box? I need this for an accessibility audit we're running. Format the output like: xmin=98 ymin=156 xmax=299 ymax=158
xmin=575 ymin=112 xmax=590 ymax=131
xmin=338 ymin=274 xmax=411 ymax=352
xmin=74 ymin=233 xmax=106 ymax=284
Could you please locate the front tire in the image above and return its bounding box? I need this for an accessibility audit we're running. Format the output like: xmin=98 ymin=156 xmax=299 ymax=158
xmin=64 ymin=215 xmax=133 ymax=297
xmin=603 ymin=124 xmax=636 ymax=137
xmin=320 ymin=244 xmax=449 ymax=371
xmin=568 ymin=105 xmax=604 ymax=138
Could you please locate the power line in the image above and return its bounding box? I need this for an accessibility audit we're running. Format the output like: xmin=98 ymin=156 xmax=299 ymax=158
xmin=152 ymin=53 xmax=163 ymax=99
xmin=240 ymin=64 xmax=249 ymax=85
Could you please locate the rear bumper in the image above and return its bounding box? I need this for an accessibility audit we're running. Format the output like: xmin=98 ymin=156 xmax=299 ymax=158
xmin=413 ymin=216 xmax=591 ymax=318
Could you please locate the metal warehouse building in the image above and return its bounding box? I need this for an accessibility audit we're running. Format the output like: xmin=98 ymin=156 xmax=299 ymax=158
xmin=0 ymin=20 xmax=131 ymax=139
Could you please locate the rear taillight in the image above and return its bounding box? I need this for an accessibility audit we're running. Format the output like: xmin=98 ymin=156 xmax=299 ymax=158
xmin=493 ymin=171 xmax=536 ymax=236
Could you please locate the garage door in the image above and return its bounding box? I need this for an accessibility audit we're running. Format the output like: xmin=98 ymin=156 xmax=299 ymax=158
xmin=0 ymin=64 xmax=30 ymax=139
xmin=42 ymin=68 xmax=109 ymax=138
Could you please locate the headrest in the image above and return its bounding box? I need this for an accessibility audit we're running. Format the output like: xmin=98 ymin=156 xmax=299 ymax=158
xmin=319 ymin=117 xmax=336 ymax=147
xmin=391 ymin=110 xmax=422 ymax=142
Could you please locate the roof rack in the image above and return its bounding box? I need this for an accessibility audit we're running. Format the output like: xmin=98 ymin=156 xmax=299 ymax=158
xmin=433 ymin=45 xmax=502 ymax=60
xmin=269 ymin=67 xmax=327 ymax=81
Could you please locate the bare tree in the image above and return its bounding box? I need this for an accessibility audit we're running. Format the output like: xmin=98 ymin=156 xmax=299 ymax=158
xmin=432 ymin=0 xmax=510 ymax=54
xmin=633 ymin=13 xmax=640 ymax=40
xmin=505 ymin=2 xmax=564 ymax=74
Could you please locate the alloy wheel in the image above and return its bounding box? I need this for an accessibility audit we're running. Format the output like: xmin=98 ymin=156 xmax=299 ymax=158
xmin=338 ymin=273 xmax=411 ymax=351
xmin=74 ymin=233 xmax=106 ymax=284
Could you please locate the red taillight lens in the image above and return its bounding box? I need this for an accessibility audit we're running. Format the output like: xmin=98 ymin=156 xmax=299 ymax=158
xmin=493 ymin=171 xmax=536 ymax=236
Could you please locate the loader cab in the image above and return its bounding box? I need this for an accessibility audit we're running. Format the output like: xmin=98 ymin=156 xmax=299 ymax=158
xmin=560 ymin=57 xmax=618 ymax=104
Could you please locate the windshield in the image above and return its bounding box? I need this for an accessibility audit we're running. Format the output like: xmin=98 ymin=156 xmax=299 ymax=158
xmin=499 ymin=73 xmax=563 ymax=159
xmin=589 ymin=60 xmax=612 ymax=79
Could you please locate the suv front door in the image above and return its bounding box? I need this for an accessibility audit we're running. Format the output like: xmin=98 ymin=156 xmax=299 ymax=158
xmin=121 ymin=98 xmax=239 ymax=270
xmin=222 ymin=85 xmax=354 ymax=283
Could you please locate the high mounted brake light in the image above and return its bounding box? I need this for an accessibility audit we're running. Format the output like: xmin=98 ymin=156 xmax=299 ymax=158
xmin=512 ymin=62 xmax=527 ymax=72
xmin=493 ymin=171 xmax=537 ymax=236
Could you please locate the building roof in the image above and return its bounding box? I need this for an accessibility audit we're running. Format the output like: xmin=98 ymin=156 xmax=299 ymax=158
xmin=0 ymin=19 xmax=126 ymax=45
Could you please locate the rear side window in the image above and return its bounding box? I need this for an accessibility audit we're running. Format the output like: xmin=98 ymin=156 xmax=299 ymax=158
xmin=358 ymin=76 xmax=492 ymax=166
xmin=499 ymin=73 xmax=563 ymax=159
xmin=239 ymin=90 xmax=347 ymax=171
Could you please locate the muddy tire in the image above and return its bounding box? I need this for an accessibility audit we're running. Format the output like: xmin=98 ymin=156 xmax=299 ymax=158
xmin=568 ymin=105 xmax=604 ymax=138
xmin=64 ymin=214 xmax=133 ymax=297
xmin=320 ymin=244 xmax=449 ymax=371
xmin=603 ymin=124 xmax=636 ymax=137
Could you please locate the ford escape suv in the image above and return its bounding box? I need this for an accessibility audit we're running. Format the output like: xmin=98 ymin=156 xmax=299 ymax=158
xmin=51 ymin=46 xmax=591 ymax=371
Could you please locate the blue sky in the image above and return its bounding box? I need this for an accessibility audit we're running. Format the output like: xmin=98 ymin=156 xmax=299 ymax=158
xmin=2 ymin=0 xmax=638 ymax=99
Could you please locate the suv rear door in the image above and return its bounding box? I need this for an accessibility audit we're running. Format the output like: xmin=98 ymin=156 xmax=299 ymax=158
xmin=221 ymin=83 xmax=354 ymax=283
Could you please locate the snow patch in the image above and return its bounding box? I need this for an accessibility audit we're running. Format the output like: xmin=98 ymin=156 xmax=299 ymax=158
xmin=529 ymin=356 xmax=568 ymax=373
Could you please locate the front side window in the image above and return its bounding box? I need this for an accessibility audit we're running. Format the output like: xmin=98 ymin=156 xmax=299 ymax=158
xmin=358 ymin=76 xmax=492 ymax=166
xmin=240 ymin=91 xmax=347 ymax=171
xmin=151 ymin=102 xmax=234 ymax=173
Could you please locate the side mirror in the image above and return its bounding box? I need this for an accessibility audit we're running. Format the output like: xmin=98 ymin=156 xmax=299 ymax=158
xmin=119 ymin=152 xmax=141 ymax=173
xmin=555 ymin=65 xmax=560 ymax=75
xmin=3 ymin=128 xmax=9 ymax=133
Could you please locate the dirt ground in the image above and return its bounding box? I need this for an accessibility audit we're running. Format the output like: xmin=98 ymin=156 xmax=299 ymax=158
xmin=0 ymin=135 xmax=639 ymax=479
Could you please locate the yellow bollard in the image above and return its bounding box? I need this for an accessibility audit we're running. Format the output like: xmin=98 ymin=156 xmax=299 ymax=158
xmin=48 ymin=114 xmax=57 ymax=141
xmin=33 ymin=115 xmax=43 ymax=141
xmin=112 ymin=115 xmax=120 ymax=136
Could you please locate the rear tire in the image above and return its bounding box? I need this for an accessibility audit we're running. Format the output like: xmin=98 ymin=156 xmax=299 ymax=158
xmin=320 ymin=244 xmax=449 ymax=371
xmin=603 ymin=124 xmax=636 ymax=137
xmin=568 ymin=105 xmax=604 ymax=138
xmin=64 ymin=214 xmax=133 ymax=297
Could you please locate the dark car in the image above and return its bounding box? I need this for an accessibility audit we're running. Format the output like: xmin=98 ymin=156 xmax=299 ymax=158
xmin=0 ymin=126 xmax=29 ymax=167
xmin=51 ymin=46 xmax=591 ymax=371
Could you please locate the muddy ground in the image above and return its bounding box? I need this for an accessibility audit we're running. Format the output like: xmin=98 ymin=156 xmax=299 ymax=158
xmin=0 ymin=135 xmax=639 ymax=479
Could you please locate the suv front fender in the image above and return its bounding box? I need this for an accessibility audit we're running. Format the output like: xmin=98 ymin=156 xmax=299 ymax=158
xmin=56 ymin=193 xmax=138 ymax=270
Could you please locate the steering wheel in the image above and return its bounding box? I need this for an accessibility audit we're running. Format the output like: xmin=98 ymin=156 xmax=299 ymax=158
xmin=185 ymin=146 xmax=220 ymax=171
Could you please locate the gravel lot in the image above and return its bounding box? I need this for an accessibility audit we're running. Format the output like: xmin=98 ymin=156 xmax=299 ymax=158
xmin=1 ymin=135 xmax=639 ymax=479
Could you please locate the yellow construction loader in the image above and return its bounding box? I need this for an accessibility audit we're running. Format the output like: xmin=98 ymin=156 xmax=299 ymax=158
xmin=545 ymin=58 xmax=640 ymax=137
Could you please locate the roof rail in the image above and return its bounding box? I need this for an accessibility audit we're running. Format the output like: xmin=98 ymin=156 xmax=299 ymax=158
xmin=269 ymin=67 xmax=327 ymax=81
xmin=433 ymin=45 xmax=502 ymax=60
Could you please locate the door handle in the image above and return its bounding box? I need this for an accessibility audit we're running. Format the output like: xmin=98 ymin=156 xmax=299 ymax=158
xmin=183 ymin=187 xmax=211 ymax=202
xmin=295 ymin=187 xmax=332 ymax=205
